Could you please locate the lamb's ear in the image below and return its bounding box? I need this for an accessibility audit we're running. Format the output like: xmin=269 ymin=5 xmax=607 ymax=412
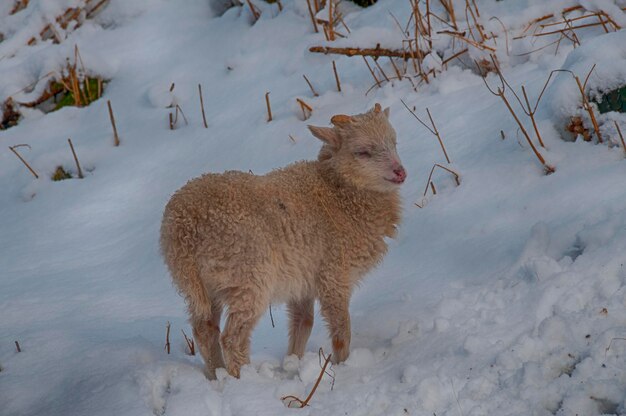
xmin=308 ymin=125 xmax=341 ymax=148
xmin=383 ymin=106 xmax=390 ymax=118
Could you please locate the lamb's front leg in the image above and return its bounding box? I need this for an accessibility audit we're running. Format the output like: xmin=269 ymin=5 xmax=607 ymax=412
xmin=319 ymin=287 xmax=351 ymax=364
xmin=287 ymin=297 xmax=314 ymax=358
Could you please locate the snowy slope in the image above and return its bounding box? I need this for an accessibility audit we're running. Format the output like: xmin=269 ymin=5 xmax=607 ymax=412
xmin=1 ymin=1 xmax=626 ymax=415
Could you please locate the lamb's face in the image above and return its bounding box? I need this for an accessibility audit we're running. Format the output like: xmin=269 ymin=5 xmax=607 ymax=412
xmin=309 ymin=104 xmax=407 ymax=193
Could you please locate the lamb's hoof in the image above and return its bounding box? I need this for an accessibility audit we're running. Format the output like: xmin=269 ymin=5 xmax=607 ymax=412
xmin=331 ymin=337 xmax=350 ymax=363
xmin=203 ymin=367 xmax=217 ymax=381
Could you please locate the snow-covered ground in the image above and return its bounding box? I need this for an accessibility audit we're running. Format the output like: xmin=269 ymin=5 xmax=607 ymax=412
xmin=2 ymin=1 xmax=626 ymax=415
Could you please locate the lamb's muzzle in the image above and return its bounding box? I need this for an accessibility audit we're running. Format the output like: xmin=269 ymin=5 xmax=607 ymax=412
xmin=160 ymin=103 xmax=404 ymax=379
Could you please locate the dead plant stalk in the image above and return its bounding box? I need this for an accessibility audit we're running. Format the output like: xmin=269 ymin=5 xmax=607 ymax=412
xmin=265 ymin=92 xmax=272 ymax=122
xmin=165 ymin=322 xmax=171 ymax=354
xmin=281 ymin=348 xmax=333 ymax=407
xmin=198 ymin=84 xmax=208 ymax=129
xmin=107 ymin=100 xmax=120 ymax=146
xmin=67 ymin=138 xmax=83 ymax=178
xmin=9 ymin=144 xmax=39 ymax=178
xmin=479 ymin=57 xmax=554 ymax=173
xmin=400 ymin=100 xmax=452 ymax=164
xmin=332 ymin=61 xmax=341 ymax=92
xmin=615 ymin=121 xmax=625 ymax=155
xmin=303 ymin=74 xmax=319 ymax=97
xmin=181 ymin=330 xmax=195 ymax=355
xmin=423 ymin=163 xmax=461 ymax=196
xmin=305 ymin=0 xmax=319 ymax=32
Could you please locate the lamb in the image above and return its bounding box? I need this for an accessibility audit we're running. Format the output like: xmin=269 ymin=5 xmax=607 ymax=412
xmin=160 ymin=103 xmax=406 ymax=379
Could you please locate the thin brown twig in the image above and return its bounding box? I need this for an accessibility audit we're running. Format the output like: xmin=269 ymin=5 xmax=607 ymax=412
xmin=423 ymin=163 xmax=461 ymax=196
xmin=615 ymin=121 xmax=625 ymax=155
xmin=107 ymin=100 xmax=120 ymax=146
xmin=310 ymin=45 xmax=413 ymax=59
xmin=246 ymin=0 xmax=260 ymax=21
xmin=282 ymin=348 xmax=332 ymax=407
xmin=165 ymin=321 xmax=171 ymax=354
xmin=362 ymin=56 xmax=381 ymax=87
xmin=327 ymin=0 xmax=335 ymax=41
xmin=67 ymin=138 xmax=83 ymax=179
xmin=373 ymin=58 xmax=390 ymax=82
xmin=198 ymin=84 xmax=208 ymax=129
xmin=332 ymin=61 xmax=341 ymax=92
xmin=9 ymin=145 xmax=39 ymax=178
xmin=478 ymin=60 xmax=553 ymax=173
xmin=265 ymin=91 xmax=273 ymax=122
xmin=521 ymin=86 xmax=545 ymax=148
xmin=303 ymin=74 xmax=319 ymax=97
xmin=181 ymin=329 xmax=195 ymax=355
xmin=296 ymin=98 xmax=313 ymax=120
xmin=534 ymin=20 xmax=609 ymax=37
xmin=389 ymin=57 xmax=403 ymax=80
xmin=305 ymin=0 xmax=319 ymax=33
xmin=426 ymin=108 xmax=451 ymax=164
xmin=400 ymin=100 xmax=452 ymax=164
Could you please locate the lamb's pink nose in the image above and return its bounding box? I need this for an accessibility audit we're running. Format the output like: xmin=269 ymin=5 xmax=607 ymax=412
xmin=393 ymin=166 xmax=407 ymax=183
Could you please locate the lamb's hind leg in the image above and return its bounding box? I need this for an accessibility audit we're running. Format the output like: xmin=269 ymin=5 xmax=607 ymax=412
xmin=221 ymin=285 xmax=268 ymax=378
xmin=191 ymin=300 xmax=225 ymax=380
xmin=287 ymin=297 xmax=314 ymax=358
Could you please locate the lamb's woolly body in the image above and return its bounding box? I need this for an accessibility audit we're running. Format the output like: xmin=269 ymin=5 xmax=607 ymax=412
xmin=160 ymin=105 xmax=404 ymax=379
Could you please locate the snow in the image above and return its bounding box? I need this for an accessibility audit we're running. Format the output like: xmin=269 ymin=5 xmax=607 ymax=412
xmin=1 ymin=0 xmax=626 ymax=415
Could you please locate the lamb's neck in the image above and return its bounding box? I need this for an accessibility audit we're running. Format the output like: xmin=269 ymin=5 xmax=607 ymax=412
xmin=317 ymin=163 xmax=401 ymax=239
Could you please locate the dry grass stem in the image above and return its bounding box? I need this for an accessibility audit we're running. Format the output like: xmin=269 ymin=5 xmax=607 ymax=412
xmin=107 ymin=100 xmax=120 ymax=146
xmin=169 ymin=104 xmax=189 ymax=130
xmin=181 ymin=330 xmax=195 ymax=355
xmin=332 ymin=61 xmax=341 ymax=92
xmin=11 ymin=0 xmax=29 ymax=15
xmin=373 ymin=58 xmax=390 ymax=82
xmin=362 ymin=56 xmax=381 ymax=87
xmin=265 ymin=91 xmax=273 ymax=122
xmin=303 ymin=74 xmax=319 ymax=97
xmin=9 ymin=144 xmax=39 ymax=179
xmin=389 ymin=57 xmax=403 ymax=80
xmin=310 ymin=45 xmax=413 ymax=59
xmin=400 ymin=100 xmax=452 ymax=164
xmin=281 ymin=348 xmax=333 ymax=407
xmin=198 ymin=84 xmax=208 ymax=129
xmin=479 ymin=57 xmax=554 ymax=173
xmin=521 ymin=86 xmax=545 ymax=148
xmin=67 ymin=138 xmax=83 ymax=179
xmin=305 ymin=0 xmax=319 ymax=33
xmin=423 ymin=163 xmax=461 ymax=196
xmin=327 ymin=0 xmax=335 ymax=41
xmin=296 ymin=98 xmax=313 ymax=120
xmin=165 ymin=322 xmax=171 ymax=354
xmin=442 ymin=48 xmax=468 ymax=67
xmin=615 ymin=121 xmax=625 ymax=155
xmin=246 ymin=0 xmax=260 ymax=21
xmin=573 ymin=66 xmax=602 ymax=143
